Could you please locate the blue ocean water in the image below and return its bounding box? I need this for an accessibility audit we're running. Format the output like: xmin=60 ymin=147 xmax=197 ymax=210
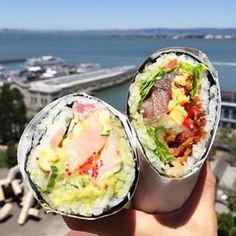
xmin=0 ymin=31 xmax=236 ymax=111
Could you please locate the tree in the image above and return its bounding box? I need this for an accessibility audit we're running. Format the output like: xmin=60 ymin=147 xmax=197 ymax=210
xmin=228 ymin=190 xmax=236 ymax=213
xmin=0 ymin=83 xmax=14 ymax=143
xmin=228 ymin=133 xmax=236 ymax=166
xmin=0 ymin=83 xmax=27 ymax=144
xmin=229 ymin=227 xmax=236 ymax=236
xmin=6 ymin=140 xmax=17 ymax=168
xmin=218 ymin=212 xmax=235 ymax=236
xmin=217 ymin=125 xmax=232 ymax=146
xmin=11 ymin=88 xmax=27 ymax=140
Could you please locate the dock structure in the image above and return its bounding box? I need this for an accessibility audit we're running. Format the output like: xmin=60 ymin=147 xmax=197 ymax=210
xmin=11 ymin=65 xmax=136 ymax=117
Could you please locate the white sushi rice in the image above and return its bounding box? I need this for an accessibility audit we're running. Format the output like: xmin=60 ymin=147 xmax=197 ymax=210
xmin=26 ymin=95 xmax=136 ymax=217
xmin=128 ymin=53 xmax=219 ymax=178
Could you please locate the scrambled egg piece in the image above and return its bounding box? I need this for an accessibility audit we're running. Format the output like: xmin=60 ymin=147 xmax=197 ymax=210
xmin=168 ymin=104 xmax=187 ymax=125
xmin=174 ymin=73 xmax=189 ymax=86
xmin=168 ymin=87 xmax=189 ymax=111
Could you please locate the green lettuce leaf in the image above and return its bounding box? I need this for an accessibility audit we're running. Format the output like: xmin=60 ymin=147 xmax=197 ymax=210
xmin=191 ymin=63 xmax=208 ymax=98
xmin=147 ymin=127 xmax=173 ymax=164
xmin=178 ymin=61 xmax=208 ymax=98
xmin=178 ymin=61 xmax=194 ymax=74
xmin=139 ymin=71 xmax=165 ymax=102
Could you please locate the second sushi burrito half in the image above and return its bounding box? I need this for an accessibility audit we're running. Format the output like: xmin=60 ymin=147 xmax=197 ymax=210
xmin=128 ymin=47 xmax=221 ymax=212
xmin=18 ymin=94 xmax=139 ymax=219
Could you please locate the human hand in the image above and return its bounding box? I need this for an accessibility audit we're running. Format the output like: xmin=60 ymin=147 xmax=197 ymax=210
xmin=63 ymin=161 xmax=217 ymax=236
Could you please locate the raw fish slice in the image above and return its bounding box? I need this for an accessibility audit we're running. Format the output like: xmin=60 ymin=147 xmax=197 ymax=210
xmin=98 ymin=128 xmax=123 ymax=179
xmin=64 ymin=114 xmax=106 ymax=170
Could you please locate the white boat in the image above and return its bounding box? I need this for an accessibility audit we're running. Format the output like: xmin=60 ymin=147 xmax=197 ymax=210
xmin=25 ymin=55 xmax=64 ymax=68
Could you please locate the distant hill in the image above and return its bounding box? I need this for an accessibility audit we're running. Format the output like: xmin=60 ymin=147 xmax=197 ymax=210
xmin=91 ymin=28 xmax=236 ymax=39
xmin=1 ymin=28 xmax=236 ymax=39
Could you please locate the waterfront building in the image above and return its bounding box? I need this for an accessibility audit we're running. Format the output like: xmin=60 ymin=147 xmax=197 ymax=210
xmin=221 ymin=91 xmax=236 ymax=129
xmin=11 ymin=65 xmax=136 ymax=117
xmin=221 ymin=101 xmax=236 ymax=128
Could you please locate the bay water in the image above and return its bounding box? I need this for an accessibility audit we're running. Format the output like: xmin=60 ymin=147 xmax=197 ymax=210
xmin=0 ymin=31 xmax=236 ymax=111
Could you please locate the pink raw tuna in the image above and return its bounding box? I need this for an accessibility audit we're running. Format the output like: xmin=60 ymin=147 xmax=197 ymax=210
xmin=72 ymin=102 xmax=97 ymax=120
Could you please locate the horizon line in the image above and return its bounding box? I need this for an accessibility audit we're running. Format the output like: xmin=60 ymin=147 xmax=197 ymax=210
xmin=1 ymin=27 xmax=236 ymax=32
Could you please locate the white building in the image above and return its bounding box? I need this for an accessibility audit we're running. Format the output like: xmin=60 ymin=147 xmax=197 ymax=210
xmin=220 ymin=91 xmax=236 ymax=129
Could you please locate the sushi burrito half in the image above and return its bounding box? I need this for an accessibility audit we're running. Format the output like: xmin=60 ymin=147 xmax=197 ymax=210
xmin=127 ymin=47 xmax=221 ymax=213
xmin=18 ymin=93 xmax=139 ymax=219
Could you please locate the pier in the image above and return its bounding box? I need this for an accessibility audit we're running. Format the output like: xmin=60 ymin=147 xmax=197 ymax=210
xmin=10 ymin=65 xmax=137 ymax=117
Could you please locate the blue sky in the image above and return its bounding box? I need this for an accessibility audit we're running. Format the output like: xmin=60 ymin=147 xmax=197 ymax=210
xmin=0 ymin=0 xmax=235 ymax=30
